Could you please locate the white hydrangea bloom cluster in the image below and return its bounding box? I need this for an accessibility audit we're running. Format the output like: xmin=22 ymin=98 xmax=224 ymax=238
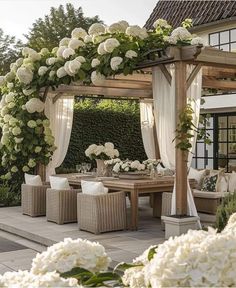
xmin=113 ymin=159 xmax=146 ymax=173
xmin=168 ymin=27 xmax=192 ymax=44
xmin=88 ymin=23 xmax=106 ymax=36
xmin=106 ymin=20 xmax=129 ymax=34
xmin=91 ymin=71 xmax=105 ymax=86
xmin=191 ymin=36 xmax=204 ymax=45
xmin=104 ymin=158 xmax=121 ymax=166
xmin=25 ymin=98 xmax=45 ymax=113
xmin=0 ymin=270 xmax=81 ymax=288
xmin=16 ymin=67 xmax=34 ymax=84
xmin=110 ymin=56 xmax=123 ymax=71
xmin=31 ymin=238 xmax=111 ymax=274
xmin=85 ymin=142 xmax=119 ymax=160
xmin=126 ymin=25 xmax=148 ymax=39
xmin=153 ymin=18 xmax=171 ymax=29
xmin=125 ymin=50 xmax=138 ymax=59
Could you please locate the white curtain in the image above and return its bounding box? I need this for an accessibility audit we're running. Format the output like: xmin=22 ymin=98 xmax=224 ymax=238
xmin=152 ymin=65 xmax=202 ymax=224
xmin=45 ymin=95 xmax=74 ymax=178
xmin=140 ymin=100 xmax=156 ymax=159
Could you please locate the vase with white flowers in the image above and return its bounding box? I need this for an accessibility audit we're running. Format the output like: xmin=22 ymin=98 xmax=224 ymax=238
xmin=113 ymin=159 xmax=146 ymax=179
xmin=85 ymin=142 xmax=119 ymax=176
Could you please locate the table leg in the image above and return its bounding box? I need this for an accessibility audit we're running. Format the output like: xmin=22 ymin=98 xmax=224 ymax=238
xmin=129 ymin=189 xmax=138 ymax=230
xmin=153 ymin=193 xmax=162 ymax=218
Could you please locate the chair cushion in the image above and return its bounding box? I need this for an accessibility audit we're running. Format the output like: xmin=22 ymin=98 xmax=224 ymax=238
xmin=229 ymin=171 xmax=236 ymax=193
xmin=49 ymin=176 xmax=70 ymax=190
xmin=81 ymin=180 xmax=108 ymax=195
xmin=193 ymin=189 xmax=229 ymax=199
xmin=24 ymin=173 xmax=42 ymax=186
xmin=188 ymin=168 xmax=206 ymax=189
xmin=201 ymin=174 xmax=218 ymax=192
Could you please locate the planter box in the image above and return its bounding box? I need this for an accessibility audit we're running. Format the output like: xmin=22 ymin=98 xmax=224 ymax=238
xmin=161 ymin=215 xmax=200 ymax=239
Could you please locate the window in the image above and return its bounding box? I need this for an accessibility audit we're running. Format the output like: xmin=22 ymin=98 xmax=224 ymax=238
xmin=192 ymin=113 xmax=236 ymax=172
xmin=209 ymin=28 xmax=236 ymax=51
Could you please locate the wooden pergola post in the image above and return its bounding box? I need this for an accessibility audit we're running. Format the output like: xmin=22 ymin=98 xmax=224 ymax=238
xmin=175 ymin=61 xmax=188 ymax=215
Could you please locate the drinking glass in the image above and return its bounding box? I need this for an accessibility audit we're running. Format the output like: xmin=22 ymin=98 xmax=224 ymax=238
xmin=81 ymin=162 xmax=87 ymax=173
xmin=86 ymin=163 xmax=92 ymax=172
xmin=76 ymin=164 xmax=82 ymax=173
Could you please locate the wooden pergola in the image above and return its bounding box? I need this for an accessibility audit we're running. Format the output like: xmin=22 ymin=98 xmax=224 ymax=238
xmin=47 ymin=46 xmax=236 ymax=216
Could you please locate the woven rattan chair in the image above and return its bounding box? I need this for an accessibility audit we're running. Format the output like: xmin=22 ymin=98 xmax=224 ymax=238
xmin=77 ymin=191 xmax=127 ymax=234
xmin=46 ymin=188 xmax=81 ymax=224
xmin=21 ymin=183 xmax=50 ymax=217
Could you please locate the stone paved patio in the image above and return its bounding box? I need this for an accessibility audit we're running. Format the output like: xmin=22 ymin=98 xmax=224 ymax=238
xmin=0 ymin=197 xmax=165 ymax=268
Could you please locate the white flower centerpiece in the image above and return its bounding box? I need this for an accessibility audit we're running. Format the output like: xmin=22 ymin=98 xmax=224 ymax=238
xmin=113 ymin=159 xmax=147 ymax=179
xmin=85 ymin=142 xmax=119 ymax=176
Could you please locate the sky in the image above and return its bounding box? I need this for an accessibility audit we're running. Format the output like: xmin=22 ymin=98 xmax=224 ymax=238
xmin=0 ymin=0 xmax=157 ymax=42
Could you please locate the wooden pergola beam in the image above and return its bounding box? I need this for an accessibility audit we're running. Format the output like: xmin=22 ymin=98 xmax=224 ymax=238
xmin=203 ymin=77 xmax=236 ymax=90
xmin=203 ymin=67 xmax=236 ymax=78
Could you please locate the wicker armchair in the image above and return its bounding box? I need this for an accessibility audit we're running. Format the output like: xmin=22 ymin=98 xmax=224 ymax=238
xmin=46 ymin=188 xmax=81 ymax=224
xmin=77 ymin=191 xmax=127 ymax=234
xmin=21 ymin=183 xmax=49 ymax=217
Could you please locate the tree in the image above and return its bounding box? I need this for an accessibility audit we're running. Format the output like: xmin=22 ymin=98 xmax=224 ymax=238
xmin=25 ymin=3 xmax=103 ymax=51
xmin=0 ymin=29 xmax=22 ymax=75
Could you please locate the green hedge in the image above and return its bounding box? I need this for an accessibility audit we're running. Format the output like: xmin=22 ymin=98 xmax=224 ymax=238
xmin=61 ymin=99 xmax=147 ymax=170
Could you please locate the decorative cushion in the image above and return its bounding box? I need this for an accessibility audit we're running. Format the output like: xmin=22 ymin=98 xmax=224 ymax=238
xmin=201 ymin=174 xmax=218 ymax=192
xmin=216 ymin=170 xmax=228 ymax=193
xmin=188 ymin=168 xmax=206 ymax=189
xmin=49 ymin=176 xmax=70 ymax=190
xmin=81 ymin=180 xmax=108 ymax=195
xmin=229 ymin=171 xmax=236 ymax=193
xmin=24 ymin=173 xmax=42 ymax=186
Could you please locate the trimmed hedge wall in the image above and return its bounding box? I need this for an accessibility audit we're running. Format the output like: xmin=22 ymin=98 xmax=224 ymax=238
xmin=61 ymin=99 xmax=147 ymax=170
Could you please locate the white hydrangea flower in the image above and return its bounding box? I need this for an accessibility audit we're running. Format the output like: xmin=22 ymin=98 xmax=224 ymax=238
xmin=64 ymin=61 xmax=75 ymax=76
xmin=11 ymin=166 xmax=18 ymax=173
xmin=191 ymin=36 xmax=203 ymax=45
xmin=76 ymin=56 xmax=86 ymax=63
xmin=22 ymin=166 xmax=30 ymax=172
xmin=56 ymin=46 xmax=67 ymax=58
xmin=0 ymin=270 xmax=80 ymax=288
xmin=59 ymin=37 xmax=71 ymax=47
xmin=5 ymin=71 xmax=15 ymax=82
xmin=14 ymin=137 xmax=23 ymax=144
xmin=16 ymin=67 xmax=33 ymax=84
xmin=153 ymin=19 xmax=170 ymax=28
xmin=7 ymin=102 xmax=15 ymax=109
xmin=27 ymin=120 xmax=37 ymax=128
xmin=168 ymin=27 xmax=192 ymax=44
xmin=38 ymin=66 xmax=48 ymax=76
xmin=22 ymin=88 xmax=35 ymax=96
xmin=126 ymin=25 xmax=148 ymax=39
xmin=92 ymin=35 xmax=107 ymax=44
xmin=110 ymin=56 xmax=123 ymax=71
xmin=22 ymin=47 xmax=41 ymax=61
xmin=57 ymin=67 xmax=67 ymax=78
xmin=68 ymin=39 xmax=85 ymax=50
xmin=25 ymin=98 xmax=45 ymax=113
xmin=62 ymin=47 xmax=75 ymax=59
xmin=97 ymin=42 xmax=107 ymax=55
xmin=118 ymin=20 xmax=129 ymax=31
xmin=1 ymin=133 xmax=9 ymax=145
xmin=28 ymin=158 xmax=36 ymax=168
xmin=91 ymin=71 xmax=105 ymax=86
xmin=71 ymin=27 xmax=87 ymax=39
xmin=91 ymin=58 xmax=100 ymax=68
xmin=12 ymin=127 xmax=21 ymax=136
xmin=8 ymin=117 xmax=18 ymax=126
xmin=107 ymin=22 xmax=127 ymax=33
xmin=7 ymin=82 xmax=14 ymax=89
xmin=84 ymin=35 xmax=93 ymax=43
xmin=35 ymin=146 xmax=42 ymax=153
xmin=122 ymin=266 xmax=146 ymax=288
xmin=16 ymin=58 xmax=24 ymax=67
xmin=104 ymin=38 xmax=120 ymax=53
xmin=40 ymin=48 xmax=49 ymax=55
xmin=46 ymin=57 xmax=58 ymax=65
xmin=88 ymin=23 xmax=106 ymax=36
xmin=0 ymin=76 xmax=5 ymax=86
xmin=125 ymin=50 xmax=138 ymax=59
xmin=5 ymin=92 xmax=15 ymax=103
xmin=49 ymin=70 xmax=56 ymax=78
xmin=31 ymin=237 xmax=111 ymax=274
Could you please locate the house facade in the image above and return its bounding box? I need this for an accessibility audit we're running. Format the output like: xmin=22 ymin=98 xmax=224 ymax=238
xmin=146 ymin=0 xmax=236 ymax=172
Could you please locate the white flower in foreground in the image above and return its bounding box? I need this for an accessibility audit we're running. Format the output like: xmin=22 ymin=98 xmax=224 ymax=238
xmin=22 ymin=166 xmax=30 ymax=172
xmin=110 ymin=56 xmax=123 ymax=71
xmin=12 ymin=127 xmax=21 ymax=136
xmin=16 ymin=67 xmax=33 ymax=84
xmin=118 ymin=20 xmax=129 ymax=31
xmin=57 ymin=67 xmax=67 ymax=78
xmin=25 ymin=98 xmax=45 ymax=113
xmin=122 ymin=266 xmax=146 ymax=288
xmin=22 ymin=47 xmax=41 ymax=62
xmin=56 ymin=46 xmax=67 ymax=58
xmin=31 ymin=237 xmax=111 ymax=274
xmin=125 ymin=50 xmax=138 ymax=59
xmin=97 ymin=42 xmax=107 ymax=55
xmin=38 ymin=66 xmax=48 ymax=76
xmin=126 ymin=25 xmax=148 ymax=39
xmin=76 ymin=56 xmax=86 ymax=63
xmin=62 ymin=47 xmax=75 ymax=59
xmin=169 ymin=27 xmax=192 ymax=44
xmin=107 ymin=22 xmax=127 ymax=33
xmin=40 ymin=48 xmax=49 ymax=56
xmin=91 ymin=58 xmax=100 ymax=68
xmin=7 ymin=82 xmax=13 ymax=89
xmin=5 ymin=92 xmax=15 ymax=103
xmin=16 ymin=58 xmax=24 ymax=67
xmin=67 ymin=59 xmax=81 ymax=75
xmin=46 ymin=57 xmax=57 ymax=65
xmin=59 ymin=37 xmax=71 ymax=47
xmin=191 ymin=36 xmax=203 ymax=45
xmin=104 ymin=38 xmax=120 ymax=53
xmin=22 ymin=88 xmax=35 ymax=96
xmin=88 ymin=23 xmax=106 ymax=36
xmin=0 ymin=76 xmax=5 ymax=86
xmin=27 ymin=120 xmax=37 ymax=128
xmin=153 ymin=18 xmax=170 ymax=28
xmin=7 ymin=102 xmax=15 ymax=109
xmin=5 ymin=71 xmax=15 ymax=82
xmin=84 ymin=35 xmax=93 ymax=43
xmin=68 ymin=39 xmax=85 ymax=50
xmin=91 ymin=71 xmax=105 ymax=86
xmin=71 ymin=27 xmax=87 ymax=39
xmin=0 ymin=270 xmax=80 ymax=288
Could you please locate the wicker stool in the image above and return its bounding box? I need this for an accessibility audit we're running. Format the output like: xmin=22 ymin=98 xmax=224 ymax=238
xmin=77 ymin=191 xmax=127 ymax=234
xmin=46 ymin=188 xmax=81 ymax=224
xmin=161 ymin=192 xmax=172 ymax=230
xmin=21 ymin=184 xmax=49 ymax=217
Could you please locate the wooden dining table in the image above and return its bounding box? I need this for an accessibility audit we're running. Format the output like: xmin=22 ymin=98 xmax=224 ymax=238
xmin=59 ymin=174 xmax=181 ymax=230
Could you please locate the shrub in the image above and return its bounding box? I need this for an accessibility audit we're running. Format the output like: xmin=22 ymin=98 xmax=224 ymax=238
xmin=215 ymin=192 xmax=236 ymax=232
